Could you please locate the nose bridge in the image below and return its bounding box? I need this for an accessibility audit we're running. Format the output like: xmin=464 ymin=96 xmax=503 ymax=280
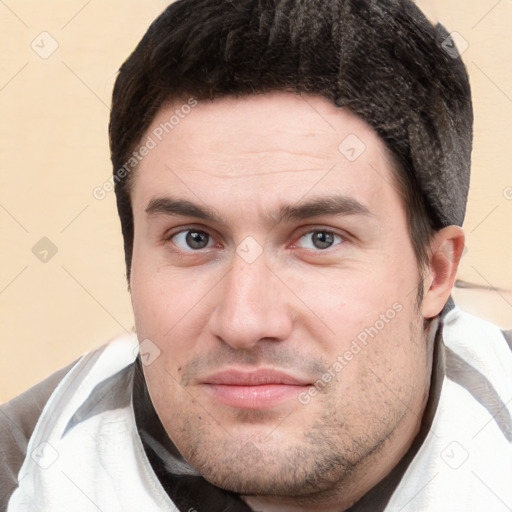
xmin=224 ymin=254 xmax=274 ymax=327
xmin=209 ymin=252 xmax=292 ymax=349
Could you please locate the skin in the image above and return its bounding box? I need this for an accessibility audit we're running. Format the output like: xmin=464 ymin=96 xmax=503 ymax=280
xmin=129 ymin=92 xmax=464 ymax=511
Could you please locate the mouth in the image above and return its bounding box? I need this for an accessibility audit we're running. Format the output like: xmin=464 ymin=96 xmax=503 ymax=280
xmin=199 ymin=369 xmax=312 ymax=410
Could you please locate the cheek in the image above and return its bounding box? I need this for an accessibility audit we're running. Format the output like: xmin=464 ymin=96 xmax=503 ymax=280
xmin=141 ymin=356 xmax=199 ymax=439
xmin=130 ymin=266 xmax=170 ymax=338
xmin=130 ymin=259 xmax=218 ymax=366
xmin=287 ymin=260 xmax=417 ymax=350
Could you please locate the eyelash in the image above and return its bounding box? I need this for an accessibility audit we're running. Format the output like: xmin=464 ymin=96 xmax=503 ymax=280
xmin=291 ymin=229 xmax=345 ymax=251
xmin=164 ymin=226 xmax=347 ymax=252
xmin=163 ymin=225 xmax=219 ymax=249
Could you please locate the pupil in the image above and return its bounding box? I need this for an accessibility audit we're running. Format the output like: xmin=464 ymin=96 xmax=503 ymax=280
xmin=186 ymin=231 xmax=209 ymax=249
xmin=313 ymin=231 xmax=333 ymax=249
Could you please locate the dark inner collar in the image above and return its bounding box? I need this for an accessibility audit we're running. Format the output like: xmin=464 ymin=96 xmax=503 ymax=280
xmin=345 ymin=317 xmax=446 ymax=511
xmin=132 ymin=360 xmax=252 ymax=512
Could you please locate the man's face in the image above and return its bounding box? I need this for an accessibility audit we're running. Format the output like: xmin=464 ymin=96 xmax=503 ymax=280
xmin=130 ymin=93 xmax=432 ymax=506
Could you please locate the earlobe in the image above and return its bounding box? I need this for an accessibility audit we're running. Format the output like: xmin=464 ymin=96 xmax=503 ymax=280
xmin=422 ymin=226 xmax=465 ymax=319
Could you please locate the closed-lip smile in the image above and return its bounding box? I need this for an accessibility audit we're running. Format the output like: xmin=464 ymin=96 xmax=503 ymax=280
xmin=199 ymin=369 xmax=312 ymax=409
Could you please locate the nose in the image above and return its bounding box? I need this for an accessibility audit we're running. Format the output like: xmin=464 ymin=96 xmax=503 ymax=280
xmin=207 ymin=254 xmax=294 ymax=350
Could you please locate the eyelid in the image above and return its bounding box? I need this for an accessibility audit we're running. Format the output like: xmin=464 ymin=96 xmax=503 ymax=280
xmin=289 ymin=226 xmax=349 ymax=247
xmin=163 ymin=224 xmax=223 ymax=251
xmin=162 ymin=224 xmax=350 ymax=253
xmin=298 ymin=232 xmax=343 ymax=251
xmin=164 ymin=223 xmax=215 ymax=240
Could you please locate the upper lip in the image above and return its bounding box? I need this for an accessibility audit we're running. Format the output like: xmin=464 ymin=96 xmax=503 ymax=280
xmin=200 ymin=369 xmax=311 ymax=386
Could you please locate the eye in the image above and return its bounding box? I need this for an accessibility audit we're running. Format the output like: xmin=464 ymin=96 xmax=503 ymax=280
xmin=171 ymin=229 xmax=215 ymax=250
xmin=296 ymin=230 xmax=344 ymax=250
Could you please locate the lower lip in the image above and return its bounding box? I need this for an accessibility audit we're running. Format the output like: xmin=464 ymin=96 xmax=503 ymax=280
xmin=203 ymin=384 xmax=307 ymax=409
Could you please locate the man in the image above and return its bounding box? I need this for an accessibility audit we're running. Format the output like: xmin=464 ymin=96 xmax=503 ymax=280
xmin=2 ymin=0 xmax=511 ymax=510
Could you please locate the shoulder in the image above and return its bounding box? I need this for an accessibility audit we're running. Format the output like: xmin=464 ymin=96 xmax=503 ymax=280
xmin=2 ymin=335 xmax=141 ymax=511
xmin=442 ymin=306 xmax=512 ymax=440
xmin=443 ymin=306 xmax=512 ymax=370
xmin=0 ymin=361 xmax=77 ymax=509
xmin=1 ymin=361 xmax=77 ymax=437
xmin=1 ymin=334 xmax=140 ymax=511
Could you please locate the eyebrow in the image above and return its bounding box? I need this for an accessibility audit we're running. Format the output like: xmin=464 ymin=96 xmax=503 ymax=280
xmin=145 ymin=197 xmax=224 ymax=223
xmin=273 ymin=195 xmax=372 ymax=223
xmin=145 ymin=195 xmax=372 ymax=226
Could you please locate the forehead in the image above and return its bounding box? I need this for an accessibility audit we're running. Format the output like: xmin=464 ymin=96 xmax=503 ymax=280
xmin=130 ymin=92 xmax=403 ymax=221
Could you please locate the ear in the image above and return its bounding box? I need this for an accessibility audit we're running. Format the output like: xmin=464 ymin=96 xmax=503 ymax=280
xmin=422 ymin=226 xmax=465 ymax=319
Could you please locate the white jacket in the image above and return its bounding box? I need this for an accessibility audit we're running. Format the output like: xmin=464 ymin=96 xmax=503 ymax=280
xmin=4 ymin=307 xmax=512 ymax=511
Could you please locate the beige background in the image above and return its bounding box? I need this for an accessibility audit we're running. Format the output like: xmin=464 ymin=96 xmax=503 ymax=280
xmin=1 ymin=0 xmax=511 ymax=403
